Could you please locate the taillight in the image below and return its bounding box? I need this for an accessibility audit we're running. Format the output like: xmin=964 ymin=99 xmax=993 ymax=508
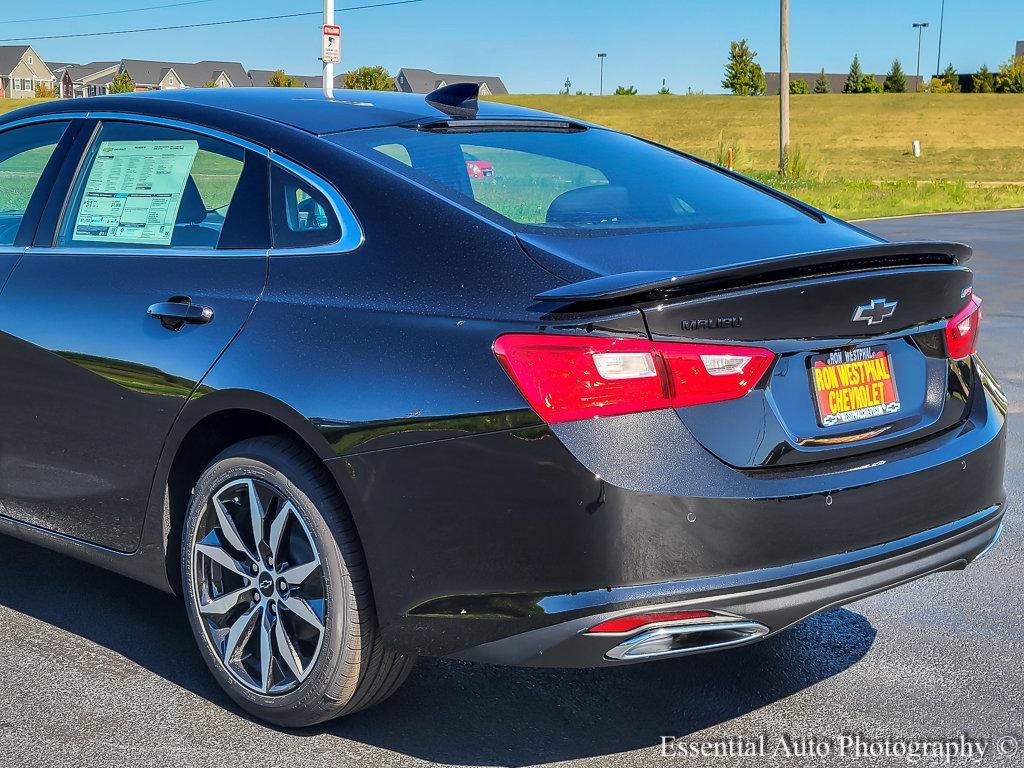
xmin=493 ymin=334 xmax=774 ymax=424
xmin=587 ymin=610 xmax=715 ymax=634
xmin=945 ymin=295 xmax=982 ymax=360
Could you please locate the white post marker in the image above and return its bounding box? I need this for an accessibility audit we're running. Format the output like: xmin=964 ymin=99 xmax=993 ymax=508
xmin=322 ymin=0 xmax=338 ymax=99
xmin=912 ymin=140 xmax=922 ymax=158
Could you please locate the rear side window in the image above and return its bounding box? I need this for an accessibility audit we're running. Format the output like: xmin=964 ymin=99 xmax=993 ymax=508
xmin=57 ymin=121 xmax=269 ymax=250
xmin=270 ymin=164 xmax=340 ymax=248
xmin=0 ymin=121 xmax=69 ymax=246
xmin=331 ymin=126 xmax=806 ymax=233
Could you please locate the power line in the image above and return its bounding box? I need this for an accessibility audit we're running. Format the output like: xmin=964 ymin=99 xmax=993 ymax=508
xmin=0 ymin=0 xmax=425 ymax=43
xmin=7 ymin=0 xmax=224 ymax=26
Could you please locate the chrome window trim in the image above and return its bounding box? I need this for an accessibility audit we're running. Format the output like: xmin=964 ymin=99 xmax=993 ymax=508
xmin=22 ymin=247 xmax=270 ymax=259
xmin=0 ymin=111 xmax=270 ymax=157
xmin=1 ymin=111 xmax=364 ymax=256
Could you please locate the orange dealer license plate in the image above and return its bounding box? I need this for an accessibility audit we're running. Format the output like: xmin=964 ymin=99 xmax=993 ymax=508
xmin=810 ymin=346 xmax=900 ymax=427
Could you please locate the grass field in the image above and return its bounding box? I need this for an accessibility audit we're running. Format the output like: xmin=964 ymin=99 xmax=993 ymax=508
xmin=5 ymin=95 xmax=1024 ymax=219
xmin=490 ymin=93 xmax=1024 ymax=219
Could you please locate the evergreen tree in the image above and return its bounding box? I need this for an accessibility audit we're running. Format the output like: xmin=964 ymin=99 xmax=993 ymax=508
xmin=942 ymin=63 xmax=961 ymax=92
xmin=813 ymin=69 xmax=830 ymax=93
xmin=972 ymin=64 xmax=994 ymax=93
xmin=722 ymin=39 xmax=764 ymax=95
xmin=843 ymin=55 xmax=864 ymax=93
xmin=883 ymin=59 xmax=907 ymax=92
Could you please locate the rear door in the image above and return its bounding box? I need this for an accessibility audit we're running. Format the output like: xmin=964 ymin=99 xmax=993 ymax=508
xmin=0 ymin=117 xmax=270 ymax=551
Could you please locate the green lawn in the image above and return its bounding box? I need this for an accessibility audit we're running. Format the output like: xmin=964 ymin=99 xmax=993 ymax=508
xmin=490 ymin=93 xmax=1024 ymax=219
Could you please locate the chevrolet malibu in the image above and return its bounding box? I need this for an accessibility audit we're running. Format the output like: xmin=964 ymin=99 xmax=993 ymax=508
xmin=0 ymin=86 xmax=1006 ymax=727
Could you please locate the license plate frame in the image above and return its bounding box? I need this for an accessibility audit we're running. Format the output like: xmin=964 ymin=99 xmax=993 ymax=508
xmin=809 ymin=346 xmax=901 ymax=427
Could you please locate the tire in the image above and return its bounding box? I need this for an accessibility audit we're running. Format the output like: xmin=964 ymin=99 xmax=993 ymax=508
xmin=181 ymin=436 xmax=414 ymax=727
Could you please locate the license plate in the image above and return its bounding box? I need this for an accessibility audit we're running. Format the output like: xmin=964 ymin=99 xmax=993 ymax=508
xmin=810 ymin=347 xmax=900 ymax=427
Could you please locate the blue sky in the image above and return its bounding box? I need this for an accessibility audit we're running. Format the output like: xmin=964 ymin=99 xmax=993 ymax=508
xmin=9 ymin=1 xmax=1024 ymax=93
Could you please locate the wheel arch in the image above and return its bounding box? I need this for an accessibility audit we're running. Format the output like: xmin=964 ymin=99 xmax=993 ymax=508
xmin=147 ymin=389 xmax=343 ymax=595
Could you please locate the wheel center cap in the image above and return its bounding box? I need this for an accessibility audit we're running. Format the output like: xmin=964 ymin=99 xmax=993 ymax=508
xmin=258 ymin=572 xmax=275 ymax=597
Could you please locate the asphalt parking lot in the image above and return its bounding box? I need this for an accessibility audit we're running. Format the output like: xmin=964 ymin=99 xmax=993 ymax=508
xmin=0 ymin=210 xmax=1020 ymax=767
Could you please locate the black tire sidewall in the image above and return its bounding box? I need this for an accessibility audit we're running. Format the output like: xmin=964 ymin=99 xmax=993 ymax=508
xmin=181 ymin=444 xmax=356 ymax=723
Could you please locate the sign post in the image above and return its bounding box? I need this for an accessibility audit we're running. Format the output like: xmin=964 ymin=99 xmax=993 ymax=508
xmin=322 ymin=0 xmax=339 ymax=99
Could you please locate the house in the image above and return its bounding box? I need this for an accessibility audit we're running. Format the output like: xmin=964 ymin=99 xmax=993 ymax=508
xmin=395 ymin=68 xmax=508 ymax=95
xmin=1016 ymin=41 xmax=1023 ymax=58
xmin=765 ymin=71 xmax=924 ymax=94
xmin=119 ymin=59 xmax=251 ymax=91
xmin=0 ymin=45 xmax=56 ymax=98
xmin=48 ymin=61 xmax=119 ymax=98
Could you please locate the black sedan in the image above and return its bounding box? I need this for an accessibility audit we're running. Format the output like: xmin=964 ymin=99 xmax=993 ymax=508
xmin=0 ymin=85 xmax=1006 ymax=727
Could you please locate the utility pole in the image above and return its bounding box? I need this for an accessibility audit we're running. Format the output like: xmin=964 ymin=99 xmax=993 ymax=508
xmin=935 ymin=0 xmax=946 ymax=77
xmin=322 ymin=0 xmax=334 ymax=99
xmin=597 ymin=52 xmax=607 ymax=96
xmin=779 ymin=0 xmax=789 ymax=175
xmin=913 ymin=22 xmax=929 ymax=88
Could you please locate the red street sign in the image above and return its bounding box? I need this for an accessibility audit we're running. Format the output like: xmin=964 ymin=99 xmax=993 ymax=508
xmin=322 ymin=25 xmax=341 ymax=64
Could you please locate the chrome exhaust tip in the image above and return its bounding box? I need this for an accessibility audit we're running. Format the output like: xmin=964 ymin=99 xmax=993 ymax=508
xmin=604 ymin=619 xmax=769 ymax=660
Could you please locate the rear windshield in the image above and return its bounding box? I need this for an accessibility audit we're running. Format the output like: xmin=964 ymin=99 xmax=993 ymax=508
xmin=330 ymin=125 xmax=805 ymax=234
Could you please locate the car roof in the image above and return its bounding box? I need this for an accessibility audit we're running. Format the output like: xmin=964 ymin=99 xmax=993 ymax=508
xmin=1 ymin=88 xmax=560 ymax=136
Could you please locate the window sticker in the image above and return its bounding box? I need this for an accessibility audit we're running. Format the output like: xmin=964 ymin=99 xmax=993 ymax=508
xmin=72 ymin=140 xmax=199 ymax=246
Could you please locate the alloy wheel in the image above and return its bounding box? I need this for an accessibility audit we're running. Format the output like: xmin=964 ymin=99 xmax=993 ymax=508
xmin=191 ymin=477 xmax=327 ymax=695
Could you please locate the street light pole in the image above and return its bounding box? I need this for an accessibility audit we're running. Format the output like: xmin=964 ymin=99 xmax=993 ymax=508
xmin=935 ymin=0 xmax=946 ymax=77
xmin=322 ymin=0 xmax=334 ymax=99
xmin=913 ymin=22 xmax=929 ymax=89
xmin=779 ymin=0 xmax=789 ymax=175
xmin=597 ymin=52 xmax=607 ymax=96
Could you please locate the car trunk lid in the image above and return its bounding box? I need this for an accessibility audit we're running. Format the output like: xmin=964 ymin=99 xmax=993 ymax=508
xmin=531 ymin=238 xmax=976 ymax=468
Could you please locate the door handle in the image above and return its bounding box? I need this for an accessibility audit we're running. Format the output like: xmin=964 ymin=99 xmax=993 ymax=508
xmin=147 ymin=296 xmax=214 ymax=331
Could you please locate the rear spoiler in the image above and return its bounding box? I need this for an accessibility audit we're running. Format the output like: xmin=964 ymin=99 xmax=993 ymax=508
xmin=534 ymin=241 xmax=972 ymax=303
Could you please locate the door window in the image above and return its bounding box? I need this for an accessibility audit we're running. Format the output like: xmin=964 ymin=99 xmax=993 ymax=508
xmin=0 ymin=121 xmax=69 ymax=246
xmin=56 ymin=121 xmax=269 ymax=250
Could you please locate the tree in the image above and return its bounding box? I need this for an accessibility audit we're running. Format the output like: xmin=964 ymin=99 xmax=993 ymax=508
xmin=109 ymin=70 xmax=135 ymax=94
xmin=341 ymin=65 xmax=396 ymax=91
xmin=927 ymin=76 xmax=954 ymax=93
xmin=994 ymin=55 xmax=1024 ymax=93
xmin=750 ymin=63 xmax=766 ymax=95
xmin=941 ymin=63 xmax=961 ymax=92
xmin=972 ymin=64 xmax=995 ymax=93
xmin=722 ymin=39 xmax=765 ymax=95
xmin=843 ymin=55 xmax=864 ymax=93
xmin=813 ymin=69 xmax=830 ymax=94
xmin=789 ymin=78 xmax=808 ymax=94
xmin=883 ymin=58 xmax=907 ymax=92
xmin=202 ymin=80 xmax=218 ymax=88
xmin=657 ymin=86 xmax=671 ymax=95
xmin=613 ymin=85 xmax=637 ymax=95
xmin=861 ymin=74 xmax=883 ymax=93
xmin=34 ymin=81 xmax=57 ymax=98
xmin=268 ymin=69 xmax=299 ymax=87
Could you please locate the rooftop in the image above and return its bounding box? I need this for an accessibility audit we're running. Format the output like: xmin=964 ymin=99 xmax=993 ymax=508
xmin=0 ymin=87 xmax=557 ymax=136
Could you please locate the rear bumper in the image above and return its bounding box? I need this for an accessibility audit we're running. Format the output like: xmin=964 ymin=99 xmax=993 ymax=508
xmin=452 ymin=503 xmax=1003 ymax=666
xmin=328 ymin=364 xmax=1007 ymax=661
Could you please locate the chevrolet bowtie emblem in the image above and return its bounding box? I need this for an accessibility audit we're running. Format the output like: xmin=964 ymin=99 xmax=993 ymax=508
xmin=852 ymin=298 xmax=897 ymax=326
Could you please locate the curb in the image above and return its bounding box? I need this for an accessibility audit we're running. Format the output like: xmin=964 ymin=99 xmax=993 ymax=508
xmin=852 ymin=207 xmax=1024 ymax=222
